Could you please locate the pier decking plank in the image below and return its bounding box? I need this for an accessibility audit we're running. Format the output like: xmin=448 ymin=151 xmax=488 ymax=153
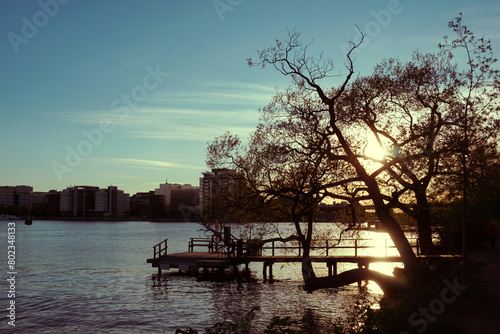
xmin=147 ymin=252 xmax=230 ymax=269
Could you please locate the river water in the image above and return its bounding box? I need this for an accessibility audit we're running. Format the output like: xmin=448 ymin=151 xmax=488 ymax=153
xmin=0 ymin=220 xmax=402 ymax=333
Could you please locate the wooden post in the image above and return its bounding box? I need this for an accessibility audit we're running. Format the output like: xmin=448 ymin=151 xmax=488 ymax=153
xmin=327 ymin=260 xmax=337 ymax=277
xmin=355 ymin=239 xmax=358 ymax=257
xmin=237 ymin=239 xmax=243 ymax=257
xmin=157 ymin=267 xmax=161 ymax=281
xmin=357 ymin=262 xmax=362 ymax=286
xmin=326 ymin=240 xmax=329 ymax=256
xmin=224 ymin=226 xmax=231 ymax=247
xmin=263 ymin=261 xmax=274 ymax=282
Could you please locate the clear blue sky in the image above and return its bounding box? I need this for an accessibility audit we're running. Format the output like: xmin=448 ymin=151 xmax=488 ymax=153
xmin=1 ymin=0 xmax=499 ymax=195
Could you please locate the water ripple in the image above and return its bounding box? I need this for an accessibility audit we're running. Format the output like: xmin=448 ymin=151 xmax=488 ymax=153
xmin=0 ymin=221 xmax=387 ymax=333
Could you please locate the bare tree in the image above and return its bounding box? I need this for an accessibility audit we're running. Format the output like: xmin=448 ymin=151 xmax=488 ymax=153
xmin=344 ymin=13 xmax=500 ymax=254
xmin=247 ymin=30 xmax=421 ymax=279
xmin=206 ymin=15 xmax=499 ymax=294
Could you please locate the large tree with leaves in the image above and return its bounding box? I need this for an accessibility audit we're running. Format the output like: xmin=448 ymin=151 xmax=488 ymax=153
xmin=207 ymin=14 xmax=499 ymax=293
xmin=340 ymin=17 xmax=500 ymax=253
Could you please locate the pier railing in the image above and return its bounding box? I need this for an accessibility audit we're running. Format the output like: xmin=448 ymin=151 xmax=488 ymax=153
xmin=188 ymin=237 xmax=242 ymax=256
xmin=153 ymin=238 xmax=168 ymax=259
xmin=189 ymin=238 xmax=215 ymax=252
xmin=184 ymin=236 xmax=421 ymax=258
xmin=261 ymin=237 xmax=421 ymax=257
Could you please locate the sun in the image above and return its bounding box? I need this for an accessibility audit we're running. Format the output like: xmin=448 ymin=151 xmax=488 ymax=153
xmin=365 ymin=138 xmax=386 ymax=161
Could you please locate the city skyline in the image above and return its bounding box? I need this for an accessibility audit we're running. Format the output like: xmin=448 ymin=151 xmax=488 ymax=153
xmin=0 ymin=179 xmax=202 ymax=219
xmin=0 ymin=177 xmax=199 ymax=195
xmin=1 ymin=0 xmax=499 ymax=195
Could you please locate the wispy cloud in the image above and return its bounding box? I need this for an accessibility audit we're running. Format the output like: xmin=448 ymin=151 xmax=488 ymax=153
xmin=92 ymin=174 xmax=141 ymax=180
xmin=94 ymin=157 xmax=203 ymax=170
xmin=124 ymin=106 xmax=259 ymax=140
xmin=150 ymin=81 xmax=275 ymax=106
xmin=40 ymin=80 xmax=272 ymax=142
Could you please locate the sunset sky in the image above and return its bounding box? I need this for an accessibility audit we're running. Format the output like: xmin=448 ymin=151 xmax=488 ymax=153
xmin=1 ymin=0 xmax=499 ymax=195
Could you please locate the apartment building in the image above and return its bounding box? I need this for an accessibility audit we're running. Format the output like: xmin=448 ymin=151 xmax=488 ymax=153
xmin=60 ymin=185 xmax=129 ymax=218
xmin=199 ymin=168 xmax=235 ymax=220
xmin=155 ymin=180 xmax=199 ymax=215
xmin=130 ymin=191 xmax=165 ymax=218
xmin=0 ymin=185 xmax=33 ymax=209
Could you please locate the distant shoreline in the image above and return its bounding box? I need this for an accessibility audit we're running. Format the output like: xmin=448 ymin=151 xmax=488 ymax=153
xmin=1 ymin=217 xmax=199 ymax=223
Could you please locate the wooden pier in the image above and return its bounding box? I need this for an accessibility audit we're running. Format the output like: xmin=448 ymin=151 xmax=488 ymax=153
xmin=147 ymin=237 xmax=461 ymax=282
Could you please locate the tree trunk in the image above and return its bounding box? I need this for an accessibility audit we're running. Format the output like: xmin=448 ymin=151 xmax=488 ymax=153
xmin=303 ymin=268 xmax=406 ymax=296
xmin=301 ymin=215 xmax=316 ymax=281
xmin=360 ymin=173 xmax=422 ymax=275
xmin=330 ymin=123 xmax=421 ymax=276
xmin=414 ymin=190 xmax=434 ymax=255
xmin=376 ymin=203 xmax=421 ymax=274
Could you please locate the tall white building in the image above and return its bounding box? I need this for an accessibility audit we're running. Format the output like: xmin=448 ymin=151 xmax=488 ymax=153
xmin=155 ymin=180 xmax=171 ymax=213
xmin=109 ymin=186 xmax=130 ymax=217
xmin=60 ymin=188 xmax=73 ymax=212
xmin=95 ymin=189 xmax=109 ymax=213
xmin=155 ymin=180 xmax=198 ymax=214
